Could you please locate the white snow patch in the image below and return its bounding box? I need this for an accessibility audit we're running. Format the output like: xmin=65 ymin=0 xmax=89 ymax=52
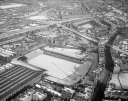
xmin=28 ymin=54 xmax=80 ymax=79
xmin=81 ymin=24 xmax=93 ymax=29
xmin=110 ymin=73 xmax=128 ymax=89
xmin=0 ymin=3 xmax=26 ymax=9
xmin=28 ymin=14 xmax=48 ymax=20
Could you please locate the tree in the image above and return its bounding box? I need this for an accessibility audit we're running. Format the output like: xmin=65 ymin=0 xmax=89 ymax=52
xmin=41 ymin=73 xmax=49 ymax=80
xmin=17 ymin=56 xmax=28 ymax=61
xmin=117 ymin=27 xmax=128 ymax=38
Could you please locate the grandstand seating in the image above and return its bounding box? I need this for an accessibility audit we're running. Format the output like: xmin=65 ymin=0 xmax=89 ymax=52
xmin=0 ymin=64 xmax=43 ymax=101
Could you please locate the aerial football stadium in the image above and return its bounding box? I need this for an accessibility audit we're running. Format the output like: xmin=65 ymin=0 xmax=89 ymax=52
xmin=0 ymin=0 xmax=128 ymax=101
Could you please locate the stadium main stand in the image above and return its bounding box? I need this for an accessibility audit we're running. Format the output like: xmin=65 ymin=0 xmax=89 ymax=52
xmin=0 ymin=64 xmax=44 ymax=101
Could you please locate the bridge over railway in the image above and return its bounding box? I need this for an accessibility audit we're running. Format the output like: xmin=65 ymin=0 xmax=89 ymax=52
xmin=57 ymin=24 xmax=99 ymax=43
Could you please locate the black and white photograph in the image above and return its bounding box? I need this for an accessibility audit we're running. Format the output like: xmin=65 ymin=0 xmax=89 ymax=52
xmin=0 ymin=0 xmax=128 ymax=101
